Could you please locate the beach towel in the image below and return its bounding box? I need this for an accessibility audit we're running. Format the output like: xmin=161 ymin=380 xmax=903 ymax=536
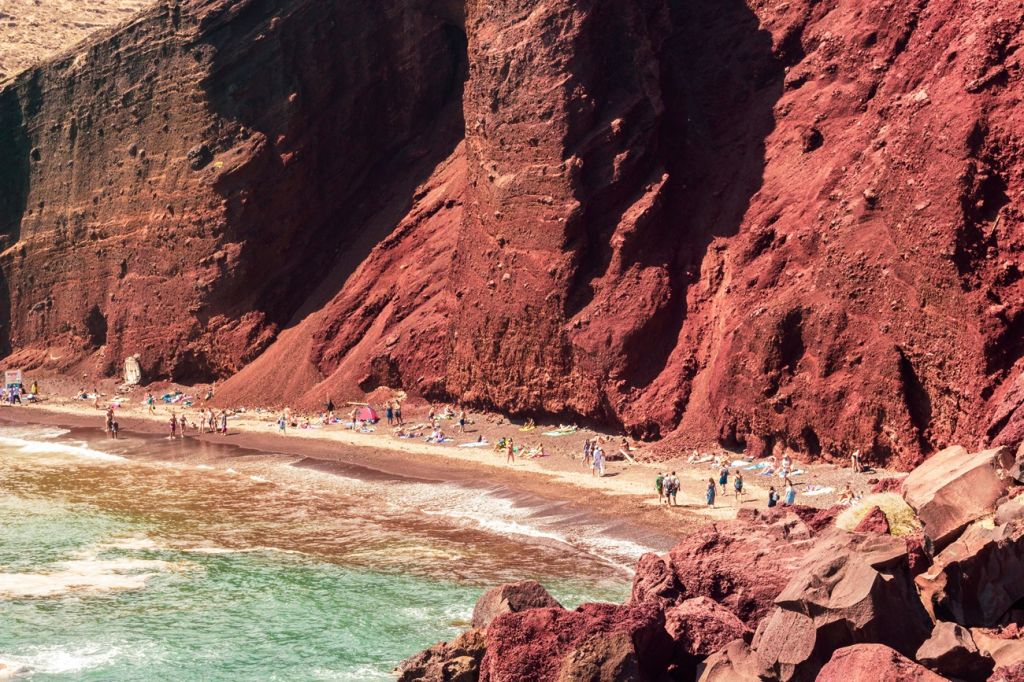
xmin=458 ymin=441 xmax=491 ymax=448
xmin=788 ymin=469 xmax=805 ymax=476
xmin=744 ymin=462 xmax=769 ymax=471
xmin=802 ymin=486 xmax=834 ymax=496
xmin=542 ymin=431 xmax=570 ymax=437
xmin=731 ymin=459 xmax=750 ymax=468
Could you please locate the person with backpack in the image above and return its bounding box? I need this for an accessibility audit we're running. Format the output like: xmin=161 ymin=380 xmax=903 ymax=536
xmin=664 ymin=471 xmax=679 ymax=506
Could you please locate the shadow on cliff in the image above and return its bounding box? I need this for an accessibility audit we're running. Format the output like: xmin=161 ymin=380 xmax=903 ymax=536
xmin=190 ymin=0 xmax=467 ymax=381
xmin=568 ymin=0 xmax=786 ymax=424
xmin=0 ymin=86 xmax=31 ymax=357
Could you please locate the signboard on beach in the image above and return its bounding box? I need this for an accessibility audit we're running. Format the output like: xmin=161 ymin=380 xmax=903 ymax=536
xmin=5 ymin=369 xmax=23 ymax=388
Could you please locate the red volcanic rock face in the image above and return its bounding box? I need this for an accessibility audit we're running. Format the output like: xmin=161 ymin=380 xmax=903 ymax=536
xmin=478 ymin=602 xmax=672 ymax=682
xmin=2 ymin=0 xmax=1024 ymax=465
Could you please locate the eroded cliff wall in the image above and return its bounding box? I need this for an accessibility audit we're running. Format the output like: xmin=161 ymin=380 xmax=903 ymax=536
xmin=2 ymin=0 xmax=1022 ymax=467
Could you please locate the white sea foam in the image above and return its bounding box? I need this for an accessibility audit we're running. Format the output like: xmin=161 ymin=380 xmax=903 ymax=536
xmin=0 ymin=435 xmax=125 ymax=462
xmin=0 ymin=641 xmax=156 ymax=677
xmin=0 ymin=549 xmax=189 ymax=599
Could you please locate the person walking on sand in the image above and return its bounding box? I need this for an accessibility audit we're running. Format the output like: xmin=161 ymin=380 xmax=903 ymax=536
xmin=169 ymin=413 xmax=177 ymax=439
xmin=718 ymin=465 xmax=729 ymax=494
xmin=734 ymin=470 xmax=744 ymax=506
xmin=458 ymin=409 xmax=466 ymax=434
xmin=665 ymin=471 xmax=679 ymax=506
xmin=146 ymin=392 xmax=155 ymax=414
xmin=655 ymin=472 xmax=665 ymax=504
xmin=179 ymin=414 xmax=188 ymax=438
xmin=783 ymin=477 xmax=796 ymax=506
xmin=582 ymin=439 xmax=592 ymax=468
xmin=706 ymin=478 xmax=717 ymax=508
xmin=592 ymin=446 xmax=605 ymax=477
xmin=506 ymin=437 xmax=515 ymax=464
xmin=850 ymin=449 xmax=863 ymax=473
xmin=278 ymin=414 xmax=286 ymax=434
xmin=219 ymin=410 xmax=228 ymax=436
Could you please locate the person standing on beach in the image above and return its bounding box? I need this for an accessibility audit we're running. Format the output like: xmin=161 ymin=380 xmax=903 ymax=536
xmin=506 ymin=437 xmax=515 ymax=464
xmin=179 ymin=414 xmax=188 ymax=438
xmin=582 ymin=439 xmax=592 ymax=468
xmin=111 ymin=420 xmax=119 ymax=439
xmin=592 ymin=446 xmax=604 ymax=477
xmin=783 ymin=477 xmax=796 ymax=505
xmin=665 ymin=471 xmax=679 ymax=506
xmin=385 ymin=402 xmax=394 ymax=426
xmin=394 ymin=401 xmax=403 ymax=425
xmin=458 ymin=409 xmax=466 ymax=434
xmin=278 ymin=414 xmax=286 ymax=434
xmin=706 ymin=478 xmax=717 ymax=507
xmin=768 ymin=486 xmax=779 ymax=508
xmin=105 ymin=407 xmax=114 ymax=438
xmin=169 ymin=413 xmax=177 ymax=439
xmin=219 ymin=410 xmax=228 ymax=436
xmin=733 ymin=471 xmax=744 ymax=506
xmin=655 ymin=472 xmax=665 ymax=504
xmin=147 ymin=392 xmax=155 ymax=414
xmin=718 ymin=466 xmax=729 ymax=494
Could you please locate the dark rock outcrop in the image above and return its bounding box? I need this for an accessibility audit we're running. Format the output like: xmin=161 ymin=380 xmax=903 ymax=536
xmin=471 ymin=580 xmax=562 ymax=630
xmin=397 ymin=629 xmax=486 ymax=682
xmin=751 ymin=531 xmax=933 ymax=681
xmin=914 ymin=621 xmax=994 ymax=681
xmin=916 ymin=518 xmax=1024 ymax=627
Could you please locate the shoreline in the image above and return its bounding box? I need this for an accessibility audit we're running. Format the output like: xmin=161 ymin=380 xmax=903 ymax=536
xmin=0 ymin=384 xmax=891 ymax=552
xmin=0 ymin=402 xmax=693 ymax=555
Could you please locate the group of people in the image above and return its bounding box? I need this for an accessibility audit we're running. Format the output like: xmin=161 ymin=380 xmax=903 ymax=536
xmin=166 ymin=408 xmax=229 ymax=438
xmin=655 ymin=464 xmax=799 ymax=509
xmin=581 ymin=439 xmax=606 ymax=476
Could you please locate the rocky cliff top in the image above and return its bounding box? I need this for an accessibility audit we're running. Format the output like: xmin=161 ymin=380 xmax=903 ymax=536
xmin=0 ymin=0 xmax=152 ymax=82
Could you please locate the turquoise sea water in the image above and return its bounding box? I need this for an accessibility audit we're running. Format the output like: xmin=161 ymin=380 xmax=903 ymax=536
xmin=0 ymin=423 xmax=647 ymax=680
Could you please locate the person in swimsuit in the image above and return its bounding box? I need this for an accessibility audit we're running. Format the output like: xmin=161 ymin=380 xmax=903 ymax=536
xmin=458 ymin=409 xmax=466 ymax=433
xmin=219 ymin=411 xmax=228 ymax=435
xmin=784 ymin=478 xmax=796 ymax=505
xmin=506 ymin=437 xmax=515 ymax=464
xmin=734 ymin=471 xmax=744 ymax=506
xmin=169 ymin=413 xmax=177 ymax=439
xmin=718 ymin=466 xmax=729 ymax=494
xmin=706 ymin=478 xmax=717 ymax=507
xmin=179 ymin=414 xmax=188 ymax=438
xmin=655 ymin=472 xmax=665 ymax=504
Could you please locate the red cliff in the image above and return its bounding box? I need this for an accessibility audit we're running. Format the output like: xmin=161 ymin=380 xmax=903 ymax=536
xmin=1 ymin=0 xmax=1022 ymax=467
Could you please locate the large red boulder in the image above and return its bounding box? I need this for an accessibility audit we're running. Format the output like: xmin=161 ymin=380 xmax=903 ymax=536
xmin=901 ymin=445 xmax=1015 ymax=548
xmin=751 ymin=530 xmax=932 ymax=681
xmin=816 ymin=644 xmax=946 ymax=682
xmin=695 ymin=639 xmax=761 ymax=682
xmin=471 ymin=580 xmax=563 ymax=629
xmin=915 ymin=518 xmax=1024 ymax=627
xmin=478 ymin=602 xmax=672 ymax=682
xmin=662 ymin=514 xmax=812 ymax=626
xmin=629 ymin=553 xmax=682 ymax=609
xmin=914 ymin=621 xmax=994 ymax=681
xmin=664 ymin=597 xmax=750 ymax=657
xmin=871 ymin=478 xmax=907 ymax=494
